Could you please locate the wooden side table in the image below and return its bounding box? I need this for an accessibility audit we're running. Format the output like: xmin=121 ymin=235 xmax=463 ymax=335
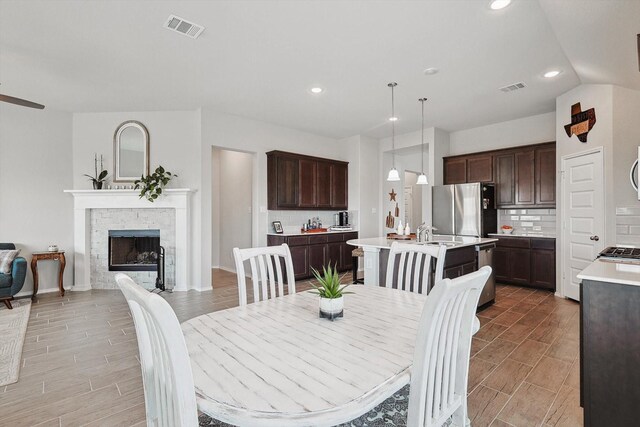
xmin=31 ymin=251 xmax=66 ymax=299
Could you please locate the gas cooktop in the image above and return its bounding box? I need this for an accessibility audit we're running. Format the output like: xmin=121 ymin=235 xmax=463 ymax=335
xmin=598 ymin=246 xmax=640 ymax=262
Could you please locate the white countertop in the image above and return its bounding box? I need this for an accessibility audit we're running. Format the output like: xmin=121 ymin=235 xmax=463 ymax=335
xmin=488 ymin=232 xmax=556 ymax=239
xmin=267 ymin=229 xmax=357 ymax=237
xmin=577 ymin=259 xmax=640 ymax=287
xmin=346 ymin=235 xmax=498 ymax=250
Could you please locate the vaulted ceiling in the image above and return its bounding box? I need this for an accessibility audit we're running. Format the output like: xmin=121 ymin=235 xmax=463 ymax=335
xmin=0 ymin=0 xmax=638 ymax=138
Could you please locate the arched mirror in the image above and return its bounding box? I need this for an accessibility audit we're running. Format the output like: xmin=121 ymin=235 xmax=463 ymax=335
xmin=113 ymin=121 xmax=149 ymax=182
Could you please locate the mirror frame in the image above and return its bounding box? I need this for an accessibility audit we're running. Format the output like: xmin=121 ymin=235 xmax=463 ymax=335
xmin=113 ymin=120 xmax=150 ymax=182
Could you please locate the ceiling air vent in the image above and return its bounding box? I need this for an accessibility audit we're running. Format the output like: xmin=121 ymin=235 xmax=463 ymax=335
xmin=164 ymin=15 xmax=205 ymax=39
xmin=499 ymin=82 xmax=527 ymax=93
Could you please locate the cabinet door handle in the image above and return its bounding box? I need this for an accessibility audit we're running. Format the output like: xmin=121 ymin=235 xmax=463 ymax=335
xmin=590 ymin=235 xmax=600 ymax=241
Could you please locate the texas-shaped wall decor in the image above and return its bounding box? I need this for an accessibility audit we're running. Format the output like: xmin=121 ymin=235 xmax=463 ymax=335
xmin=564 ymin=102 xmax=596 ymax=143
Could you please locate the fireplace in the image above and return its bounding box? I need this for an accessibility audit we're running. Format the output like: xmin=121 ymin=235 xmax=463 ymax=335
xmin=108 ymin=229 xmax=160 ymax=272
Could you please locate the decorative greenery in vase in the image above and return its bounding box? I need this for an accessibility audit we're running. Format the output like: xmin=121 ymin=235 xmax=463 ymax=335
xmin=84 ymin=154 xmax=108 ymax=190
xmin=134 ymin=166 xmax=177 ymax=202
xmin=310 ymin=264 xmax=352 ymax=320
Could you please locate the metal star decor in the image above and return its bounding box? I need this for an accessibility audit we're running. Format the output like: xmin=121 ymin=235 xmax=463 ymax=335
xmin=389 ymin=188 xmax=397 ymax=202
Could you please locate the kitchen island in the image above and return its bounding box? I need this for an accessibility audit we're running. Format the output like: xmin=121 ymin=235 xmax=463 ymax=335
xmin=577 ymin=260 xmax=640 ymax=426
xmin=347 ymin=235 xmax=498 ymax=305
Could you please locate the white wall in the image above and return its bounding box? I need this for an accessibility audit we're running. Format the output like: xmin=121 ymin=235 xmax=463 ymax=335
xmin=72 ymin=110 xmax=202 ymax=289
xmin=612 ymin=86 xmax=640 ymax=209
xmin=0 ymin=105 xmax=74 ymax=295
xmin=343 ymin=134 xmax=380 ymax=238
xmin=199 ymin=110 xmax=361 ymax=290
xmin=215 ymin=149 xmax=253 ymax=271
xmin=449 ymin=112 xmax=556 ymax=155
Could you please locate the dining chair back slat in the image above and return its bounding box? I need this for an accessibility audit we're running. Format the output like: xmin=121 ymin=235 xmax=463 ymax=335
xmin=385 ymin=242 xmax=447 ymax=294
xmin=233 ymin=244 xmax=295 ymax=306
xmin=115 ymin=273 xmax=198 ymax=427
xmin=407 ymin=266 xmax=491 ymax=427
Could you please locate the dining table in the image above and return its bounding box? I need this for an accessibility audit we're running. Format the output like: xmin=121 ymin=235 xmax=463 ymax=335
xmin=181 ymin=285 xmax=428 ymax=427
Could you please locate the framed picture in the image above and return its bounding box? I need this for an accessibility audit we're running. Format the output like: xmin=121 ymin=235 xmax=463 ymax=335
xmin=272 ymin=221 xmax=284 ymax=234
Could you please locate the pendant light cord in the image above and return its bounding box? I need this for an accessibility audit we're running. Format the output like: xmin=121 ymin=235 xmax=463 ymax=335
xmin=420 ymin=98 xmax=426 ymax=174
xmin=388 ymin=82 xmax=397 ymax=168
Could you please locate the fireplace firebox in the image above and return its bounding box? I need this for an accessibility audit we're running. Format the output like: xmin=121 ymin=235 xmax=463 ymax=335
xmin=108 ymin=229 xmax=160 ymax=272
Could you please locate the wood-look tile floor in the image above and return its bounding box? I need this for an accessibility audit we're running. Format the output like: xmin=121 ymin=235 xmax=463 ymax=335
xmin=0 ymin=271 xmax=580 ymax=427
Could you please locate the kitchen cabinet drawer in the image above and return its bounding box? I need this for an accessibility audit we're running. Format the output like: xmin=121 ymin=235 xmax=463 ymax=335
xmin=308 ymin=235 xmax=328 ymax=245
xmin=531 ymin=238 xmax=555 ymax=250
xmin=267 ymin=151 xmax=349 ymax=210
xmin=343 ymin=232 xmax=359 ymax=241
xmin=496 ymin=236 xmax=531 ymax=249
xmin=327 ymin=233 xmax=344 ymax=243
xmin=287 ymin=236 xmax=309 ymax=246
xmin=443 ymin=246 xmax=475 ymax=268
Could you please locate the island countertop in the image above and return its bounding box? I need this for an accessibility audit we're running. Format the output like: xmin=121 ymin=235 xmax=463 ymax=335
xmin=346 ymin=235 xmax=498 ymax=250
xmin=577 ymin=259 xmax=640 ymax=287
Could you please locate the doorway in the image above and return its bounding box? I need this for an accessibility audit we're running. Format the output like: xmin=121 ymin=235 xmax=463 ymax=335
xmin=561 ymin=148 xmax=605 ymax=301
xmin=212 ymin=148 xmax=254 ymax=288
xmin=403 ymin=170 xmax=424 ymax=230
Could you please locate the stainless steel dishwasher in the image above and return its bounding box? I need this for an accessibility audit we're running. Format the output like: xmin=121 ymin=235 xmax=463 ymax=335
xmin=475 ymin=242 xmax=496 ymax=306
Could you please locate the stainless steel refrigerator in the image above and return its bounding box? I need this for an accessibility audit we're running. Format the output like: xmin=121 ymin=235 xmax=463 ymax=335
xmin=432 ymin=183 xmax=497 ymax=237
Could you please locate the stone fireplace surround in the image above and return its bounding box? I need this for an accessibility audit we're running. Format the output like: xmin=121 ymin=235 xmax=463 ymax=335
xmin=65 ymin=189 xmax=193 ymax=291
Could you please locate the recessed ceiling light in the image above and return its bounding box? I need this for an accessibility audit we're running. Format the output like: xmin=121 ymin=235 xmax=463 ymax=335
xmin=423 ymin=67 xmax=439 ymax=75
xmin=543 ymin=70 xmax=561 ymax=78
xmin=309 ymin=87 xmax=323 ymax=94
xmin=489 ymin=0 xmax=511 ymax=10
xmin=389 ymin=117 xmax=398 ymax=122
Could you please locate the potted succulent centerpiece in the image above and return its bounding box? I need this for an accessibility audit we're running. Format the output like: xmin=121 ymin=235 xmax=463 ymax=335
xmin=310 ymin=264 xmax=352 ymax=320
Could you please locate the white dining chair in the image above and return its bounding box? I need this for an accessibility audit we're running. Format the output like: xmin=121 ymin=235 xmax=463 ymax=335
xmin=232 ymin=243 xmax=296 ymax=306
xmin=407 ymin=266 xmax=491 ymax=427
xmin=385 ymin=242 xmax=447 ymax=294
xmin=115 ymin=273 xmax=198 ymax=427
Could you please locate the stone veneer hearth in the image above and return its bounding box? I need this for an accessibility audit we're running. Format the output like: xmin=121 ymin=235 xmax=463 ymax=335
xmin=90 ymin=209 xmax=175 ymax=289
xmin=66 ymin=189 xmax=193 ymax=291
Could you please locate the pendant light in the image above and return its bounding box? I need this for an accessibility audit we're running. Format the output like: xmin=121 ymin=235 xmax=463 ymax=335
xmin=416 ymin=97 xmax=428 ymax=185
xmin=387 ymin=82 xmax=400 ymax=181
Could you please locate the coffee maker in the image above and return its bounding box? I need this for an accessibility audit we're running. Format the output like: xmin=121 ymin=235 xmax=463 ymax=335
xmin=334 ymin=211 xmax=349 ymax=227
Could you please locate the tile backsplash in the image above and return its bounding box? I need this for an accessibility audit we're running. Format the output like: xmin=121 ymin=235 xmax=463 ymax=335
xmin=267 ymin=210 xmax=357 ymax=234
xmin=498 ymin=209 xmax=556 ymax=235
xmin=616 ymin=207 xmax=640 ymax=245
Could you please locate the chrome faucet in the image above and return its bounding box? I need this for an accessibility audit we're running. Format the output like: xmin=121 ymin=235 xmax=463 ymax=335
xmin=417 ymin=223 xmax=437 ymax=242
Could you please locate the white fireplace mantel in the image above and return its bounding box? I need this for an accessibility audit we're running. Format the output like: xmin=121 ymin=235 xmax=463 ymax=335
xmin=65 ymin=189 xmax=195 ymax=291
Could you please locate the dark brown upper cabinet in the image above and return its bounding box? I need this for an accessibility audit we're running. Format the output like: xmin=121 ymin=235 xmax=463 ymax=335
xmin=495 ymin=153 xmax=515 ymax=206
xmin=443 ymin=158 xmax=467 ymax=184
xmin=466 ymin=154 xmax=493 ymax=183
xmin=443 ymin=142 xmax=555 ymax=208
xmin=515 ymin=150 xmax=535 ymax=205
xmin=267 ymin=151 xmax=349 ymax=210
xmin=535 ymin=145 xmax=556 ymax=206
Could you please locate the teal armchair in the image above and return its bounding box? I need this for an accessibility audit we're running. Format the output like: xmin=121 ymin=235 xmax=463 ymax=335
xmin=0 ymin=243 xmax=27 ymax=309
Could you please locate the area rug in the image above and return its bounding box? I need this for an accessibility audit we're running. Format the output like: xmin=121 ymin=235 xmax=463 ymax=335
xmin=199 ymin=385 xmax=451 ymax=427
xmin=0 ymin=299 xmax=31 ymax=386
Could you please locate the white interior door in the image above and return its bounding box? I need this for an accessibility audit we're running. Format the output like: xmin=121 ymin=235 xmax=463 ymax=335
xmin=561 ymin=149 xmax=604 ymax=301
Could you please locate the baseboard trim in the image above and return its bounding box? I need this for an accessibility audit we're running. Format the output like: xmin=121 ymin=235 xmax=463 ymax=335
xmin=15 ymin=288 xmax=60 ymax=298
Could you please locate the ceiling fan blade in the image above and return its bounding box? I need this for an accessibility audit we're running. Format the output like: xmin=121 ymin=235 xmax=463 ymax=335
xmin=0 ymin=93 xmax=45 ymax=109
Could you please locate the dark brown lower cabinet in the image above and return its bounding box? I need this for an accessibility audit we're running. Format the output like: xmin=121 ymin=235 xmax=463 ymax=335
xmin=443 ymin=247 xmax=476 ymax=280
xmin=581 ymin=279 xmax=640 ymax=426
xmin=267 ymin=232 xmax=358 ymax=280
xmin=493 ymin=236 xmax=555 ymax=290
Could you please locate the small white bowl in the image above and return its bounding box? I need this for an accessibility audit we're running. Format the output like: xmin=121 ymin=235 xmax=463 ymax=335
xmin=501 ymin=228 xmax=514 ymax=234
